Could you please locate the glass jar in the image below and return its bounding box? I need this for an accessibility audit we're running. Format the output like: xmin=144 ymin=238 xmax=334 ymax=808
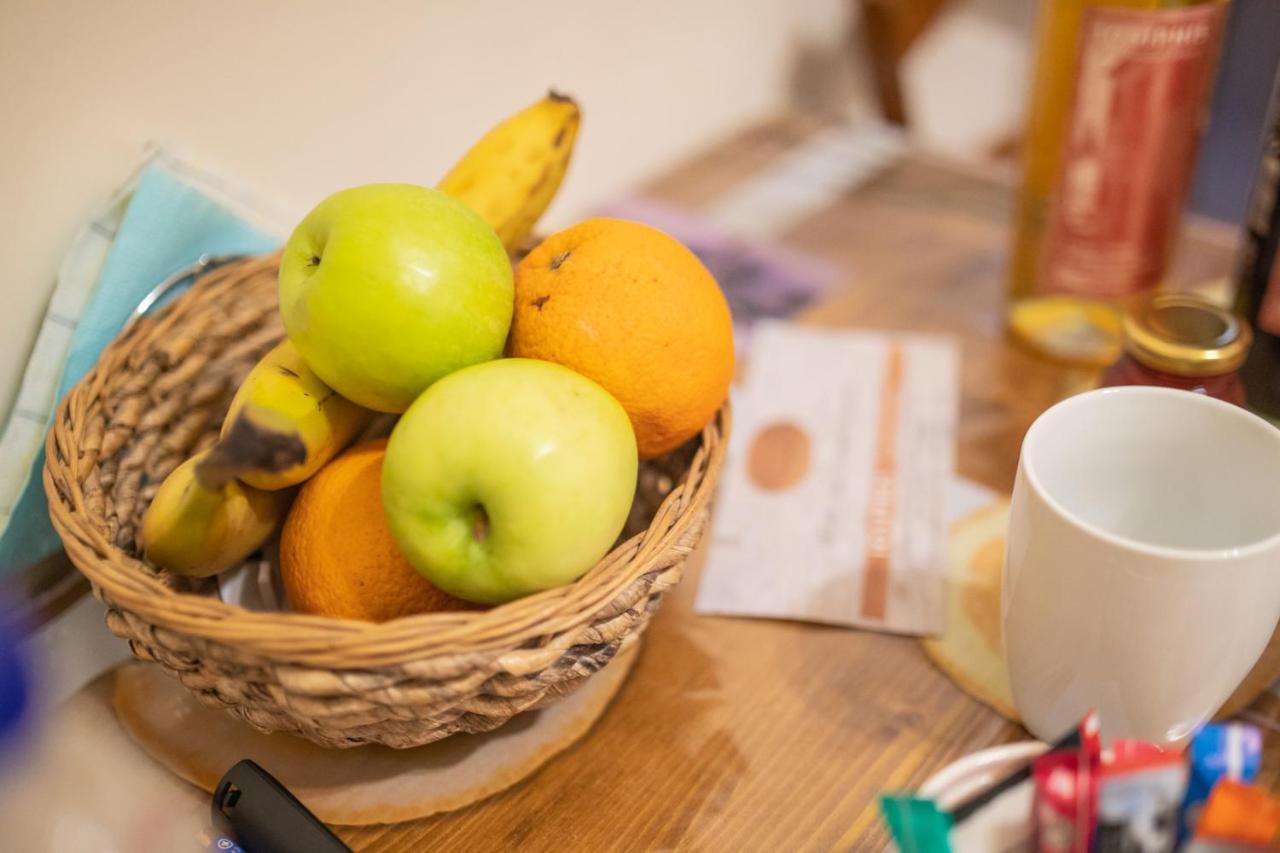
xmin=1099 ymin=293 xmax=1251 ymax=407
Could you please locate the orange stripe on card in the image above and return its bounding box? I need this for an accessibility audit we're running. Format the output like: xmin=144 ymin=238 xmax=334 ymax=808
xmin=860 ymin=344 xmax=903 ymax=621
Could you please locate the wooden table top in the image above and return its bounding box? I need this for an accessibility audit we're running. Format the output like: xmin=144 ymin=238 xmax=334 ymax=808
xmin=345 ymin=117 xmax=1263 ymax=852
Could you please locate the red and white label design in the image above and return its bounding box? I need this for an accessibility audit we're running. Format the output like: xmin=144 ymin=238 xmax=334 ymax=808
xmin=1039 ymin=5 xmax=1227 ymax=299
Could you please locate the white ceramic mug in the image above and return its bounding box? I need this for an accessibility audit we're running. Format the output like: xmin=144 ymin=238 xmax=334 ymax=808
xmin=1003 ymin=386 xmax=1280 ymax=744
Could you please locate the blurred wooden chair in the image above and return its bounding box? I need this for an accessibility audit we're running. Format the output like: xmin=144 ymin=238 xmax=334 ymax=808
xmin=859 ymin=0 xmax=952 ymax=125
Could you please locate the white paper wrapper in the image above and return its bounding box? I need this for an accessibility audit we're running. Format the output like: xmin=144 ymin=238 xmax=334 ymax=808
xmin=696 ymin=321 xmax=958 ymax=636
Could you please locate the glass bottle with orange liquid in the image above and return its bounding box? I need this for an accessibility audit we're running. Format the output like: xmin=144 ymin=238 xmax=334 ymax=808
xmin=1007 ymin=0 xmax=1230 ymax=367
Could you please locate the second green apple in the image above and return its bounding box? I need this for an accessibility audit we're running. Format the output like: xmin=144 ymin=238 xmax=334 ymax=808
xmin=382 ymin=359 xmax=639 ymax=604
xmin=278 ymin=183 xmax=513 ymax=413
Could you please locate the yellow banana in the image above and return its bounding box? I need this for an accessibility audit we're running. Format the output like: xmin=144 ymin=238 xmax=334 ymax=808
xmin=220 ymin=340 xmax=372 ymax=490
xmin=438 ymin=91 xmax=581 ymax=253
xmin=140 ymin=448 xmax=294 ymax=577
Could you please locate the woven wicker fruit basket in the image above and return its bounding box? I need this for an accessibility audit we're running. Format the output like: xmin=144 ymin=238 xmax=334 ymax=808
xmin=44 ymin=254 xmax=729 ymax=749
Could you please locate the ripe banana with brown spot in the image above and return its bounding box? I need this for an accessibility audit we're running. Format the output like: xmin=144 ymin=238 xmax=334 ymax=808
xmin=438 ymin=91 xmax=581 ymax=253
xmin=221 ymin=339 xmax=372 ymax=490
xmin=140 ymin=417 xmax=306 ymax=577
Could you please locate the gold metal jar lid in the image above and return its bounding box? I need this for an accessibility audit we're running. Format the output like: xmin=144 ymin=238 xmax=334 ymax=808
xmin=1122 ymin=292 xmax=1251 ymax=377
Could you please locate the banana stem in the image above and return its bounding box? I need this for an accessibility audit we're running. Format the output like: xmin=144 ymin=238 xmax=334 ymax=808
xmin=194 ymin=412 xmax=308 ymax=491
xmin=192 ymin=449 xmax=245 ymax=492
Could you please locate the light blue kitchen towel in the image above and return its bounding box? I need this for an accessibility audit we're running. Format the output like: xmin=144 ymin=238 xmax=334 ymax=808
xmin=0 ymin=157 xmax=280 ymax=576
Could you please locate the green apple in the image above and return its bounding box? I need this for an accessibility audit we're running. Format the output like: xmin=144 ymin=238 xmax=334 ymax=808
xmin=278 ymin=183 xmax=513 ymax=413
xmin=382 ymin=359 xmax=638 ymax=604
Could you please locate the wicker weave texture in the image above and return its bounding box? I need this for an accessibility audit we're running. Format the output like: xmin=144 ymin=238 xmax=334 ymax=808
xmin=44 ymin=255 xmax=728 ymax=748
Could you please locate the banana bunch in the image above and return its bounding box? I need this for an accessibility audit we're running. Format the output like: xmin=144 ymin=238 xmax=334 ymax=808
xmin=141 ymin=343 xmax=371 ymax=576
xmin=142 ymin=92 xmax=580 ymax=577
xmin=439 ymin=91 xmax=580 ymax=253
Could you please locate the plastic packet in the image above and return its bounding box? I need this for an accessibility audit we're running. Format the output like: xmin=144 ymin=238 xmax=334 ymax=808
xmin=1033 ymin=749 xmax=1097 ymax=852
xmin=1178 ymin=724 xmax=1261 ymax=845
xmin=880 ymin=795 xmax=953 ymax=853
xmin=1030 ymin=712 xmax=1102 ymax=853
xmin=881 ymin=714 xmax=1099 ymax=853
xmin=1093 ymin=748 xmax=1187 ymax=852
xmin=1194 ymin=779 xmax=1280 ymax=848
xmin=1106 ymin=740 xmax=1166 ymax=766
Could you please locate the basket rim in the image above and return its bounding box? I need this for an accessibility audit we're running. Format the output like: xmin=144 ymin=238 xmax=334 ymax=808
xmin=43 ymin=253 xmax=731 ymax=666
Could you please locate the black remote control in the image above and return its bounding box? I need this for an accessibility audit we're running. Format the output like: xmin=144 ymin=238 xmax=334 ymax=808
xmin=212 ymin=759 xmax=350 ymax=853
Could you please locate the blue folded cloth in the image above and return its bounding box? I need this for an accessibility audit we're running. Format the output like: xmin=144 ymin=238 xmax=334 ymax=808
xmin=0 ymin=159 xmax=278 ymax=576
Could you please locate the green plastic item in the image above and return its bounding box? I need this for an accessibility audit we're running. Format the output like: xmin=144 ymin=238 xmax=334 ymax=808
xmin=879 ymin=794 xmax=953 ymax=853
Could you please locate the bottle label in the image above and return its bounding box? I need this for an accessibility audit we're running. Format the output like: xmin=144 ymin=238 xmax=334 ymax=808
xmin=1039 ymin=4 xmax=1226 ymax=299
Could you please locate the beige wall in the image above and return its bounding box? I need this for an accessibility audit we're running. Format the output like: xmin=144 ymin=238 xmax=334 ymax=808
xmin=0 ymin=0 xmax=851 ymax=419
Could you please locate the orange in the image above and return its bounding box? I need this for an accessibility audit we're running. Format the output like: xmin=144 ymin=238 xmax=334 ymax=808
xmin=509 ymin=218 xmax=734 ymax=458
xmin=280 ymin=439 xmax=471 ymax=621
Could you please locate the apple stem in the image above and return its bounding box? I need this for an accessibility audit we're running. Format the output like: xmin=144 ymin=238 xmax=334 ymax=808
xmin=471 ymin=506 xmax=490 ymax=544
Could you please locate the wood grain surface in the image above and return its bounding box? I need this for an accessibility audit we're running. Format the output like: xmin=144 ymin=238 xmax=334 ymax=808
xmin=344 ymin=117 xmax=1269 ymax=852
